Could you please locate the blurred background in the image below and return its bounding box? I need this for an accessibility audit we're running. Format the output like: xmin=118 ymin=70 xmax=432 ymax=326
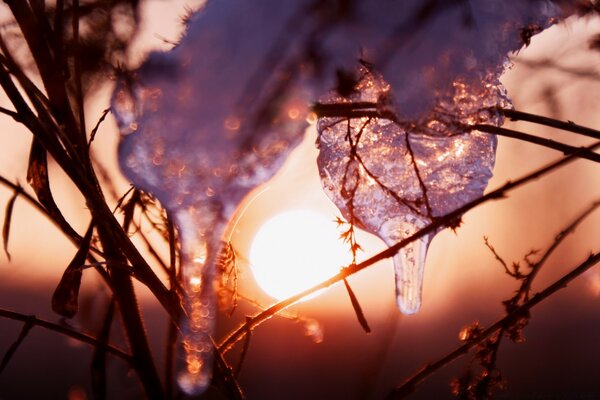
xmin=0 ymin=1 xmax=599 ymax=399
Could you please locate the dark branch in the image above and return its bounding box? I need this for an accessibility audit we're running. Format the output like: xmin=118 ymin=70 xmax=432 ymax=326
xmin=218 ymin=140 xmax=600 ymax=354
xmin=387 ymin=252 xmax=600 ymax=399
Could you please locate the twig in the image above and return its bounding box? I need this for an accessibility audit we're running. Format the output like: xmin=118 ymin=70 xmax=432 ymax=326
xmin=453 ymin=200 xmax=600 ymax=398
xmin=218 ymin=141 xmax=600 ymax=354
xmin=386 ymin=251 xmax=600 ymax=399
xmin=512 ymin=58 xmax=600 ymax=81
xmin=483 ymin=237 xmax=513 ymax=277
xmin=91 ymin=298 xmax=115 ymax=400
xmin=212 ymin=339 xmax=246 ymax=400
xmin=164 ymin=318 xmax=177 ymax=400
xmin=518 ymin=200 xmax=600 ymax=301
xmin=500 ymin=108 xmax=600 ymax=140
xmin=234 ymin=317 xmax=252 ymax=377
xmin=314 ymin=102 xmax=600 ymax=164
xmin=0 ymin=307 xmax=131 ymax=362
xmin=471 ymin=124 xmax=600 ymax=164
xmin=405 ymin=132 xmax=433 ymax=218
xmin=0 ymin=316 xmax=33 ymax=375
xmin=72 ymin=0 xmax=86 ymax=150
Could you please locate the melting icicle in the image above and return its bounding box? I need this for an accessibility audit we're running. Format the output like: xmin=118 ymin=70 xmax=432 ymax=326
xmin=379 ymin=217 xmax=431 ymax=315
xmin=317 ymin=68 xmax=505 ymax=314
xmin=111 ymin=3 xmax=312 ymax=393
xmin=173 ymin=208 xmax=219 ymax=395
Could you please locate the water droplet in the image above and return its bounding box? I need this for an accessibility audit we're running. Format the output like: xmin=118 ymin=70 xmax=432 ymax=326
xmin=303 ymin=318 xmax=324 ymax=344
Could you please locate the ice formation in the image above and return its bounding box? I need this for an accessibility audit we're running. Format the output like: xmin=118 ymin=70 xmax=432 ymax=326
xmin=314 ymin=0 xmax=575 ymax=314
xmin=111 ymin=0 xmax=580 ymax=395
xmin=111 ymin=4 xmax=311 ymax=394
xmin=316 ymin=68 xmax=507 ymax=314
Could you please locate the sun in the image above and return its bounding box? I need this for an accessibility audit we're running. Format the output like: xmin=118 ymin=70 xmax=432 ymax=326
xmin=249 ymin=210 xmax=352 ymax=301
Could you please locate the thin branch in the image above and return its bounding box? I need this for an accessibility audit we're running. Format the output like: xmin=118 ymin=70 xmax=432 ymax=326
xmin=164 ymin=318 xmax=177 ymax=400
xmin=512 ymin=58 xmax=600 ymax=81
xmin=0 ymin=307 xmax=131 ymax=362
xmin=454 ymin=200 xmax=600 ymax=397
xmin=72 ymin=0 xmax=86 ymax=148
xmin=483 ymin=237 xmax=513 ymax=277
xmin=387 ymin=251 xmax=600 ymax=399
xmin=212 ymin=338 xmax=246 ymax=400
xmin=518 ymin=200 xmax=600 ymax=300
xmin=471 ymin=124 xmax=600 ymax=164
xmin=218 ymin=141 xmax=600 ymax=354
xmin=501 ymin=108 xmax=600 ymax=140
xmin=313 ymin=101 xmax=398 ymax=122
xmin=234 ymin=317 xmax=252 ymax=377
xmin=91 ymin=298 xmax=115 ymax=400
xmin=314 ymin=102 xmax=600 ymax=164
xmin=5 ymin=0 xmax=82 ymax=155
xmin=0 ymin=175 xmax=113 ymax=260
xmin=405 ymin=132 xmax=433 ymax=217
xmin=0 ymin=315 xmax=33 ymax=375
xmin=0 ymin=106 xmax=19 ymax=120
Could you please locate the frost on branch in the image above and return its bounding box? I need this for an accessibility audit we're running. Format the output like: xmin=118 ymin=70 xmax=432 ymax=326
xmin=316 ymin=67 xmax=506 ymax=314
xmin=110 ymin=0 xmax=577 ymax=395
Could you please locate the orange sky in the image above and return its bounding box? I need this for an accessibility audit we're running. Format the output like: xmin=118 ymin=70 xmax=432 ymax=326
xmin=0 ymin=4 xmax=599 ymax=399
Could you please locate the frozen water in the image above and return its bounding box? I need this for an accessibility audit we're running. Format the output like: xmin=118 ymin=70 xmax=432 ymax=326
xmin=112 ymin=3 xmax=311 ymax=393
xmin=312 ymin=0 xmax=574 ymax=314
xmin=111 ymin=0 xmax=578 ymax=394
xmin=317 ymin=68 xmax=507 ymax=314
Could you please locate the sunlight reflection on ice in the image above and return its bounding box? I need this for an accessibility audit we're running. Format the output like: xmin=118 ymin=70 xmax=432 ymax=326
xmin=111 ymin=0 xmax=576 ymax=394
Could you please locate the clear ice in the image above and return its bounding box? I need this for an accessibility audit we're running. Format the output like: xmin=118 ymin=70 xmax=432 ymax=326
xmin=111 ymin=3 xmax=311 ymax=394
xmin=317 ymin=69 xmax=507 ymax=314
xmin=111 ymin=0 xmax=576 ymax=393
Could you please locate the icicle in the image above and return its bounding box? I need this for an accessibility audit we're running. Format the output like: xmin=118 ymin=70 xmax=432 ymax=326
xmin=174 ymin=209 xmax=221 ymax=395
xmin=379 ymin=217 xmax=431 ymax=314
xmin=110 ymin=5 xmax=310 ymax=391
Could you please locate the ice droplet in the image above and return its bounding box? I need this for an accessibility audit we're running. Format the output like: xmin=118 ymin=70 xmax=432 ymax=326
xmin=317 ymin=68 xmax=505 ymax=314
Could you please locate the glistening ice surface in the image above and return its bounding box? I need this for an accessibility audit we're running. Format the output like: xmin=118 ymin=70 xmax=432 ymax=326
xmin=317 ymin=68 xmax=507 ymax=314
xmin=112 ymin=0 xmax=576 ymax=395
xmin=111 ymin=3 xmax=311 ymax=394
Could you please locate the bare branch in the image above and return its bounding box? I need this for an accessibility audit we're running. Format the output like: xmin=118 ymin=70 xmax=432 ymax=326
xmin=0 ymin=307 xmax=131 ymax=362
xmin=387 ymin=252 xmax=600 ymax=399
xmin=219 ymin=141 xmax=600 ymax=354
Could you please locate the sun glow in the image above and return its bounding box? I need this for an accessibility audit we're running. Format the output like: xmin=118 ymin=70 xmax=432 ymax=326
xmin=249 ymin=210 xmax=352 ymax=301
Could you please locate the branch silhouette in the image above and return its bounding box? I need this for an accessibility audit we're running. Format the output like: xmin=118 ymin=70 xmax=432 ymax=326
xmin=0 ymin=307 xmax=131 ymax=362
xmin=218 ymin=139 xmax=600 ymax=354
xmin=387 ymin=251 xmax=600 ymax=399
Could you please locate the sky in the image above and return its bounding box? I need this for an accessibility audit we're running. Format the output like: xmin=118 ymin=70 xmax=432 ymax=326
xmin=0 ymin=2 xmax=600 ymax=400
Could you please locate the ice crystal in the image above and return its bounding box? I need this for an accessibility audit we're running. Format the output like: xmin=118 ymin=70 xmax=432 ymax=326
xmin=317 ymin=68 xmax=508 ymax=314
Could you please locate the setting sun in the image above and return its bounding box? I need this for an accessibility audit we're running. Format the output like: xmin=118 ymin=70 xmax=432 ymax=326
xmin=249 ymin=210 xmax=352 ymax=301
